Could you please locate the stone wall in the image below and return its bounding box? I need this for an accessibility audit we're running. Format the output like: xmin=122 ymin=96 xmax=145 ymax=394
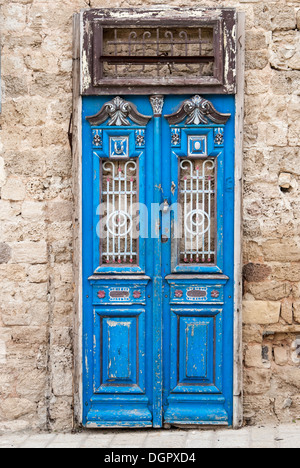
xmin=0 ymin=0 xmax=299 ymax=432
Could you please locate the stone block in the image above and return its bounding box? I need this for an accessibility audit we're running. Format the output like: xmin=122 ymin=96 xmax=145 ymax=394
xmin=281 ymin=299 xmax=293 ymax=325
xmin=0 ymin=157 xmax=7 ymax=188
xmin=271 ymin=70 xmax=300 ymax=95
xmin=48 ymin=396 xmax=73 ymax=432
xmin=52 ymin=302 xmax=73 ymax=327
xmin=243 ymin=263 xmax=271 ymax=282
xmin=271 ymin=7 xmax=297 ymax=31
xmin=10 ymin=241 xmax=48 ymax=264
xmin=245 ymin=50 xmax=269 ymax=70
xmin=27 ymin=265 xmax=49 ymax=283
xmin=1 ymin=178 xmax=26 ymax=201
xmin=245 ymin=281 xmax=292 ymax=302
xmin=0 ymin=398 xmax=36 ymax=420
xmin=244 ymin=368 xmax=271 ymax=395
xmin=277 ymin=367 xmax=300 ymax=388
xmin=0 ymin=243 xmax=12 ymax=264
xmin=288 ymin=119 xmax=300 ymax=147
xmin=278 ymin=172 xmax=293 ymax=190
xmin=246 ymin=69 xmax=272 ymax=95
xmin=46 ymin=201 xmax=73 ymax=222
xmin=245 ymin=344 xmax=269 ymax=368
xmin=0 ymin=302 xmax=31 ymax=326
xmin=262 ymin=240 xmax=300 ymax=262
xmin=274 ymin=347 xmax=288 ymax=366
xmin=20 ymin=283 xmax=48 ymax=302
xmin=10 ymin=326 xmax=47 ymax=346
xmin=245 ymin=30 xmax=267 ymax=50
xmin=293 ymin=302 xmax=300 ymax=324
xmin=22 ymin=201 xmax=45 ymax=220
xmin=272 ymin=264 xmax=300 ymax=283
xmin=243 ymin=301 xmax=281 ymax=325
xmin=25 ymin=301 xmax=49 ymax=327
xmin=270 ymin=31 xmax=300 ymax=71
xmin=16 ymin=369 xmax=46 ymax=401
xmin=51 ymin=347 xmax=73 ymax=397
xmin=266 ymin=122 xmax=288 ymax=147
xmin=243 ymin=324 xmax=264 ymax=344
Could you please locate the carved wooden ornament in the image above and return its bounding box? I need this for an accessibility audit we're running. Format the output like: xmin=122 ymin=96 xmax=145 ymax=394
xmin=86 ymin=96 xmax=152 ymax=127
xmin=165 ymin=95 xmax=231 ymax=126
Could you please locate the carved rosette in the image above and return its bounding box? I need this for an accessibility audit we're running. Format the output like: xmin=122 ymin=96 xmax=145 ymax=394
xmin=211 ymin=290 xmax=220 ymax=299
xmin=86 ymin=96 xmax=152 ymax=127
xmin=150 ymin=95 xmax=165 ymax=117
xmin=165 ymin=95 xmax=231 ymax=126
xmin=175 ymin=290 xmax=183 ymax=298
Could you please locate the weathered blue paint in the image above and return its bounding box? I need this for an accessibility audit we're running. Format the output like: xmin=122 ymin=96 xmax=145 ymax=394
xmin=82 ymin=95 xmax=235 ymax=428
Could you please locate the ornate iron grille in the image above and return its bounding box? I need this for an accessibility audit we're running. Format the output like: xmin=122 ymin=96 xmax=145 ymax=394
xmin=100 ymin=159 xmax=138 ymax=265
xmin=101 ymin=27 xmax=215 ymax=79
xmin=179 ymin=158 xmax=216 ymax=265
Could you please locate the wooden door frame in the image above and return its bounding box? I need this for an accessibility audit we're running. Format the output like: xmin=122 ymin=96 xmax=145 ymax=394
xmin=71 ymin=9 xmax=245 ymax=429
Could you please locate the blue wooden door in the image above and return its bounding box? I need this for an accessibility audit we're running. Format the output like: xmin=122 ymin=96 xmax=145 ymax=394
xmin=82 ymin=94 xmax=235 ymax=428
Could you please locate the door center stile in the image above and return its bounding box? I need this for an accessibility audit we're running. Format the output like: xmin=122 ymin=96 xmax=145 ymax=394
xmin=150 ymin=95 xmax=165 ymax=428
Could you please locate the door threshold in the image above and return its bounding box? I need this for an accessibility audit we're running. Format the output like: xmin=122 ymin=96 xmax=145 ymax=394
xmin=86 ymin=422 xmax=153 ymax=429
xmin=164 ymin=423 xmax=229 ymax=429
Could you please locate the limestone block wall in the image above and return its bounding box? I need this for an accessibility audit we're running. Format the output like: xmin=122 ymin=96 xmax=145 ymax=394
xmin=0 ymin=0 xmax=299 ymax=432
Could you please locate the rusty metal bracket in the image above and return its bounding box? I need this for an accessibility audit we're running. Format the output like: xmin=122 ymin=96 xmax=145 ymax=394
xmin=68 ymin=112 xmax=73 ymax=151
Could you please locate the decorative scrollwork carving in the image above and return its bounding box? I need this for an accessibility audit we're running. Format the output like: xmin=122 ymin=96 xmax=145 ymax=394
xmin=150 ymin=95 xmax=165 ymax=117
xmin=164 ymin=95 xmax=231 ymax=126
xmin=86 ymin=96 xmax=152 ymax=127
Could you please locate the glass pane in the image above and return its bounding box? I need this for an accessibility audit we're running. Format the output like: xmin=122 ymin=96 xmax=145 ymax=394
xmin=100 ymin=159 xmax=138 ymax=265
xmin=179 ymin=158 xmax=216 ymax=265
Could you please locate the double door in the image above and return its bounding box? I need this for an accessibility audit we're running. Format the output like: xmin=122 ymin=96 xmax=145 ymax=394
xmin=82 ymin=94 xmax=235 ymax=427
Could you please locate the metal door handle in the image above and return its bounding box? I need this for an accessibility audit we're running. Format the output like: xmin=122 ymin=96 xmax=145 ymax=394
xmin=163 ymin=199 xmax=169 ymax=213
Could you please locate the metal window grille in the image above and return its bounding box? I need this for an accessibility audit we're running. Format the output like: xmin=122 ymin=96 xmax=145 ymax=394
xmin=100 ymin=159 xmax=138 ymax=265
xmin=179 ymin=158 xmax=216 ymax=265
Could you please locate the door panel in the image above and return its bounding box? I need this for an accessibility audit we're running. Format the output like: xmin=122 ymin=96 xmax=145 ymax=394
xmin=170 ymin=308 xmax=223 ymax=394
xmin=93 ymin=308 xmax=146 ymax=394
xmin=82 ymin=94 xmax=235 ymax=428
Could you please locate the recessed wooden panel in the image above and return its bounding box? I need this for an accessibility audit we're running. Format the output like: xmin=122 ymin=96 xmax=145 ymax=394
xmin=182 ymin=318 xmax=212 ymax=381
xmin=170 ymin=308 xmax=223 ymax=394
xmin=93 ymin=308 xmax=146 ymax=394
xmin=102 ymin=317 xmax=136 ymax=383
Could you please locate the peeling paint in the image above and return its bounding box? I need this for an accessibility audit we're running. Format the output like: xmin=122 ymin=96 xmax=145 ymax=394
xmin=82 ymin=50 xmax=92 ymax=91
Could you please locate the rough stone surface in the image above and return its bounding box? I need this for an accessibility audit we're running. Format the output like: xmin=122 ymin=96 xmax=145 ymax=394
xmin=0 ymin=0 xmax=299 ymax=433
xmin=293 ymin=302 xmax=300 ymax=324
xmin=243 ymin=263 xmax=272 ymax=282
xmin=0 ymin=243 xmax=12 ymax=264
xmin=243 ymin=301 xmax=281 ymax=325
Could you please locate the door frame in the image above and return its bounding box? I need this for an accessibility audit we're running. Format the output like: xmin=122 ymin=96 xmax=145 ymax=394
xmin=72 ymin=10 xmax=245 ymax=429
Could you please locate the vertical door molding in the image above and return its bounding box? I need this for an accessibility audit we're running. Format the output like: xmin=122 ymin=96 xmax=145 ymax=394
xmin=72 ymin=11 xmax=83 ymax=427
xmin=233 ymin=12 xmax=245 ymax=429
xmin=150 ymin=94 xmax=165 ymax=427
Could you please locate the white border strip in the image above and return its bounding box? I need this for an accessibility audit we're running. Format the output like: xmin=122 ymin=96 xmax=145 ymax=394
xmin=233 ymin=11 xmax=245 ymax=429
xmin=73 ymin=12 xmax=83 ymax=426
